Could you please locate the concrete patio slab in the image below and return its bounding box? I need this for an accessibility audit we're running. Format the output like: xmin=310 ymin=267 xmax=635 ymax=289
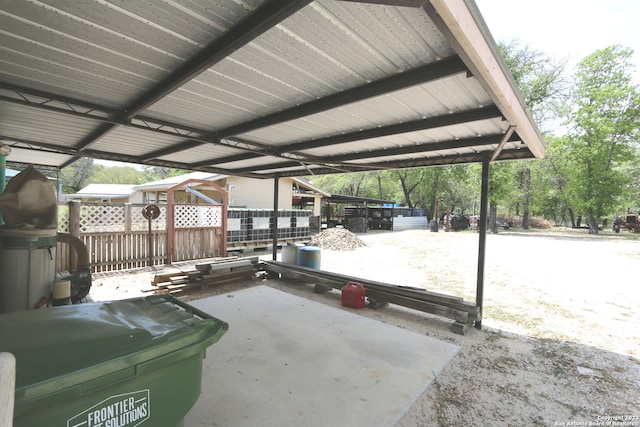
xmin=186 ymin=286 xmax=459 ymax=427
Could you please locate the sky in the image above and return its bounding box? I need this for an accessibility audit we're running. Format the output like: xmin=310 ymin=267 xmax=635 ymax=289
xmin=474 ymin=0 xmax=640 ymax=79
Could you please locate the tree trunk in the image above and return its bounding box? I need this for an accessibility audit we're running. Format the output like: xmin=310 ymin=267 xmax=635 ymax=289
xmin=429 ymin=174 xmax=440 ymax=219
xmin=568 ymin=208 xmax=576 ymax=228
xmin=588 ymin=214 xmax=599 ymax=235
xmin=397 ymin=172 xmax=414 ymax=208
xmin=489 ymin=203 xmax=498 ymax=233
xmin=522 ymin=167 xmax=531 ymax=230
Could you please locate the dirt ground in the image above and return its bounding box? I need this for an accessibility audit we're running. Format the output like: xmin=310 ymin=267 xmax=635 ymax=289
xmin=89 ymin=228 xmax=640 ymax=427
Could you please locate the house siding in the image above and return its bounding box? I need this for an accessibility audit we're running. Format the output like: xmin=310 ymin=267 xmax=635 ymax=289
xmin=226 ymin=177 xmax=292 ymax=209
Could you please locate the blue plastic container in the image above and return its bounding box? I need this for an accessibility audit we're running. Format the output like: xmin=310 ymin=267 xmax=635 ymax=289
xmin=298 ymin=246 xmax=321 ymax=269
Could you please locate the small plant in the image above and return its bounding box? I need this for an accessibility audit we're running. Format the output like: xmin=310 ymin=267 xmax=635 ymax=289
xmin=485 ymin=329 xmax=504 ymax=342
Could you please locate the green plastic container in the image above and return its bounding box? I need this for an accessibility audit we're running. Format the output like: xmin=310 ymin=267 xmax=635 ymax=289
xmin=0 ymin=295 xmax=228 ymax=427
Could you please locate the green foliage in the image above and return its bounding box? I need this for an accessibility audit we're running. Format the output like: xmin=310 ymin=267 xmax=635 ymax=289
xmin=528 ymin=142 xmax=573 ymax=225
xmin=88 ymin=165 xmax=144 ymax=185
xmin=60 ymin=157 xmax=95 ymax=193
xmin=488 ymin=162 xmax=515 ymax=205
xmin=499 ymin=40 xmax=568 ymax=130
xmin=60 ymin=160 xmax=192 ymax=194
xmin=306 ymin=165 xmax=479 ymax=216
xmin=560 ymin=45 xmax=640 ymax=232
xmin=139 ymin=166 xmax=190 ymax=183
xmin=495 ymin=41 xmax=567 ymax=227
xmin=308 ymin=172 xmax=377 ymax=198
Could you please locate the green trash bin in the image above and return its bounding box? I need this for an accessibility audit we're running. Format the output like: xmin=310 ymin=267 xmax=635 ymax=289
xmin=0 ymin=295 xmax=228 ymax=427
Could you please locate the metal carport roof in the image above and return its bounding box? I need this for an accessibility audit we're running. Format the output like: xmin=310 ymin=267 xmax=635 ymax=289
xmin=0 ymin=0 xmax=545 ymax=175
xmin=0 ymin=0 xmax=546 ymax=330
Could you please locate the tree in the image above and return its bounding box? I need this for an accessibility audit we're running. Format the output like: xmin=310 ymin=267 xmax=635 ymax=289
xmin=60 ymin=157 xmax=95 ymax=193
xmin=309 ymin=171 xmax=377 ymax=197
xmin=499 ymin=40 xmax=568 ymax=131
xmin=499 ymin=41 xmax=567 ymax=228
xmin=561 ymin=45 xmax=640 ymax=234
xmin=393 ymin=169 xmax=426 ymax=208
xmin=487 ymin=162 xmax=514 ymax=232
xmin=532 ymin=136 xmax=574 ymax=226
xmin=139 ymin=166 xmax=189 ymax=183
xmin=88 ymin=165 xmax=143 ymax=184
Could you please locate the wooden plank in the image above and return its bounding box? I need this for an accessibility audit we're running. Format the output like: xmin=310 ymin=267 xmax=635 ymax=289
xmin=209 ymin=259 xmax=254 ymax=272
xmin=263 ymin=260 xmax=479 ymax=321
xmin=364 ymin=289 xmax=468 ymax=323
xmin=152 ymin=271 xmax=187 ymax=284
xmin=265 ymin=262 xmax=344 ymax=289
xmin=194 ymin=256 xmax=255 ymax=269
xmin=263 ymin=261 xmax=476 ymax=314
xmin=451 ymin=321 xmax=473 ymax=335
xmin=263 ymin=260 xmax=463 ymax=302
xmin=196 ymin=270 xmax=256 ymax=286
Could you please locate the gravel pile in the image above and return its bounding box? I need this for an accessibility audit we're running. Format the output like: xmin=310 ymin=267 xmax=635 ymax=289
xmin=309 ymin=227 xmax=367 ymax=251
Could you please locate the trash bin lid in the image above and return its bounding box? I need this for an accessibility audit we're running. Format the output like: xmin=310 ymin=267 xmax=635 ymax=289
xmin=0 ymin=295 xmax=228 ymax=402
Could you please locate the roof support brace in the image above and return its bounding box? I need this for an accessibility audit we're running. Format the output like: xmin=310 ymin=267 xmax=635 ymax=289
xmin=491 ymin=125 xmax=516 ymax=161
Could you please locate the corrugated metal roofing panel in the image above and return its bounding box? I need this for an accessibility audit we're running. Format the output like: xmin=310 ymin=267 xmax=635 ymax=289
xmin=153 ymin=143 xmax=251 ymax=164
xmin=3 ymin=146 xmax=74 ymax=168
xmin=146 ymin=0 xmax=455 ymax=130
xmin=237 ymin=74 xmax=492 ymax=147
xmin=0 ymin=0 xmax=261 ymax=108
xmin=0 ymin=101 xmax=96 ymax=148
xmin=88 ymin=127 xmax=188 ymax=157
xmin=0 ymin=0 xmax=545 ymax=175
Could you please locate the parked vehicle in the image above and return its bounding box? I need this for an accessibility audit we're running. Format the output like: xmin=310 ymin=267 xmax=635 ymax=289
xmin=613 ymin=215 xmax=622 ymax=233
xmin=623 ymin=212 xmax=640 ymax=232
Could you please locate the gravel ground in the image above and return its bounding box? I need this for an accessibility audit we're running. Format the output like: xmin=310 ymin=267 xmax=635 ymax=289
xmin=90 ymin=228 xmax=640 ymax=427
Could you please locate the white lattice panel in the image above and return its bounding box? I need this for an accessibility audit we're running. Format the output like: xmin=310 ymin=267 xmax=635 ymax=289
xmin=80 ymin=205 xmax=125 ymax=233
xmin=174 ymin=205 xmax=222 ymax=228
xmin=131 ymin=205 xmax=167 ymax=231
xmin=57 ymin=205 xmax=69 ymax=233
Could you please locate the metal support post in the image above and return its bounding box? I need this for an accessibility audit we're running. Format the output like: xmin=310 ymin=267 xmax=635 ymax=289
xmin=475 ymin=155 xmax=490 ymax=329
xmin=272 ymin=175 xmax=280 ymax=261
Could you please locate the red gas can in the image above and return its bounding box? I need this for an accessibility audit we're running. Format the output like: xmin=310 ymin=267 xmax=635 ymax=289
xmin=341 ymin=281 xmax=366 ymax=309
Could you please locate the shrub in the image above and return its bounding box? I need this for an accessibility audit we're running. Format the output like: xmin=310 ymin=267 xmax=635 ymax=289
xmin=499 ymin=215 xmax=552 ymax=229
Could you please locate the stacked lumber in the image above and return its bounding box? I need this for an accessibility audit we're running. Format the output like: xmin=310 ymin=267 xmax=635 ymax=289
xmin=263 ymin=260 xmax=479 ymax=335
xmin=148 ymin=256 xmax=259 ymax=294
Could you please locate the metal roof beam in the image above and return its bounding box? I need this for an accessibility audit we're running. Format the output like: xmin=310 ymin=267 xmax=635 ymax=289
xmin=0 ymin=84 xmax=303 ymax=162
xmin=72 ymin=0 xmax=313 ymax=152
xmin=232 ymin=133 xmax=517 ymax=173
xmin=270 ymin=148 xmax=536 ymax=178
xmin=138 ymin=140 xmax=206 ymax=162
xmin=191 ymin=152 xmax=259 ymax=168
xmin=0 ymin=84 xmax=120 ymax=122
xmin=322 ymin=133 xmax=518 ymax=162
xmin=125 ymin=0 xmax=313 ymax=115
xmin=337 ymin=1 xmax=422 ymax=7
xmin=277 ymin=105 xmax=502 ymax=153
xmin=193 ymin=104 xmax=497 ymax=167
xmin=209 ymin=55 xmax=468 ymax=139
